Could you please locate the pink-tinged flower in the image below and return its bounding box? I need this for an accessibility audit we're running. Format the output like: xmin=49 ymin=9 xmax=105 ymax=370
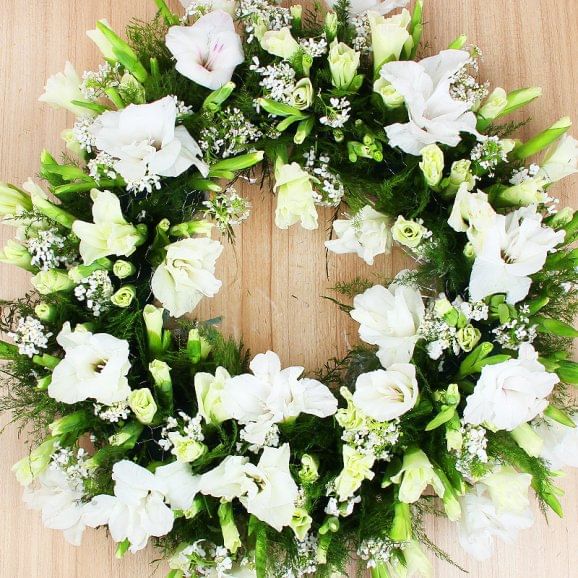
xmin=166 ymin=11 xmax=244 ymax=90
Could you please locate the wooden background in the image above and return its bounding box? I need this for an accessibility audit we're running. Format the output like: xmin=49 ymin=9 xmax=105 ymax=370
xmin=1 ymin=1 xmax=576 ymax=576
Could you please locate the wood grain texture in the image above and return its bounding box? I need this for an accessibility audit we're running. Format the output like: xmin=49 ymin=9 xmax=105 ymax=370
xmin=0 ymin=1 xmax=576 ymax=576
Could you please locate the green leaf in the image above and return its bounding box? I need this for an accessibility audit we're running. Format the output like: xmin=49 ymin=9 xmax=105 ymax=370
xmin=533 ymin=316 xmax=578 ymax=338
xmin=556 ymin=360 xmax=578 ymax=385
xmin=544 ymin=405 xmax=576 ymax=428
xmin=425 ymin=406 xmax=456 ymax=431
xmin=458 ymin=342 xmax=494 ymax=377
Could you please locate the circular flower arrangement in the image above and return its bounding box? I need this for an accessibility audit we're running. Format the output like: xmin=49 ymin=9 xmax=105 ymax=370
xmin=1 ymin=1 xmax=577 ymax=577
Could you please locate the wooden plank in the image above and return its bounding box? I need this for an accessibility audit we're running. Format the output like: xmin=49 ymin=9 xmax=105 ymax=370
xmin=0 ymin=1 xmax=576 ymax=576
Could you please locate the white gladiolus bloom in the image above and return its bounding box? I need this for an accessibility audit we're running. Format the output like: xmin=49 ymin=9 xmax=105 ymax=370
xmin=199 ymin=455 xmax=251 ymax=501
xmin=166 ymin=11 xmax=244 ymax=90
xmin=350 ymin=282 xmax=425 ymax=368
xmin=479 ymin=466 xmax=533 ymax=514
xmin=151 ymin=237 xmax=223 ymax=318
xmin=221 ymin=351 xmax=338 ymax=446
xmin=538 ymin=134 xmax=578 ymax=183
xmin=23 ymin=468 xmax=88 ymax=546
xmin=325 ymin=0 xmax=409 ymax=17
xmin=468 ymin=205 xmax=565 ymax=304
xmin=240 ymin=444 xmax=298 ymax=532
xmin=195 ymin=366 xmax=232 ymax=425
xmin=260 ymin=28 xmax=301 ymax=60
xmin=458 ymin=472 xmax=534 ymax=561
xmin=90 ymin=96 xmax=208 ymax=183
xmin=39 ymin=61 xmax=89 ymax=117
xmin=380 ymin=50 xmax=480 ymax=155
xmin=48 ymin=323 xmax=131 ymax=405
xmin=72 ymin=189 xmax=143 ymax=265
xmin=448 ymin=184 xmax=497 ymax=252
xmin=463 ymin=344 xmax=558 ymax=431
xmin=353 ymin=364 xmax=418 ymax=421
xmin=154 ymin=461 xmax=201 ymax=512
xmin=533 ymin=414 xmax=578 ymax=470
xmin=325 ymin=205 xmax=392 ymax=265
xmin=84 ymin=461 xmax=174 ymax=553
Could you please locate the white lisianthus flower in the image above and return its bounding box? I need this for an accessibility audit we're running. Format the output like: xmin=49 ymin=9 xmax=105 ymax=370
xmin=241 ymin=444 xmax=298 ymax=531
xmin=463 ymin=344 xmax=558 ymax=431
xmin=274 ymin=161 xmax=318 ymax=230
xmin=538 ymin=134 xmax=578 ymax=183
xmin=373 ymin=77 xmax=405 ymax=109
xmin=391 ymin=448 xmax=445 ymax=503
xmin=325 ymin=0 xmax=409 ymax=18
xmin=84 ymin=461 xmax=175 ymax=553
xmin=195 ymin=366 xmax=232 ymax=425
xmin=39 ymin=61 xmax=89 ymax=117
xmin=380 ymin=50 xmax=480 ymax=155
xmin=479 ymin=466 xmax=533 ymax=514
xmin=91 ymin=96 xmax=208 ymax=184
xmin=367 ymin=9 xmax=412 ymax=71
xmin=458 ymin=474 xmax=534 ymax=561
xmin=448 ymin=184 xmax=497 ymax=252
xmin=72 ymin=189 xmax=143 ymax=265
xmin=533 ymin=414 xmax=578 ymax=470
xmin=166 ymin=11 xmax=244 ymax=90
xmin=48 ymin=323 xmax=131 ymax=405
xmin=334 ymin=444 xmax=376 ymax=501
xmin=468 ymin=205 xmax=565 ymax=304
xmin=221 ymin=351 xmax=338 ymax=446
xmin=151 ymin=237 xmax=223 ymax=318
xmin=23 ymin=468 xmax=88 ymax=546
xmin=325 ymin=205 xmax=392 ymax=265
xmin=154 ymin=461 xmax=201 ymax=512
xmin=353 ymin=364 xmax=418 ymax=422
xmin=419 ymin=143 xmax=444 ymax=187
xmin=328 ymin=41 xmax=360 ymax=90
xmin=350 ymin=282 xmax=425 ymax=368
xmin=199 ymin=455 xmax=251 ymax=501
xmin=260 ymin=27 xmax=301 ymax=60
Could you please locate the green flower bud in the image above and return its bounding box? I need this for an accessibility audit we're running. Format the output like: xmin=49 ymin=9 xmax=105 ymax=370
xmin=511 ymin=423 xmax=543 ymax=458
xmin=548 ymin=207 xmax=574 ymax=229
xmin=168 ymin=433 xmax=207 ymax=463
xmin=373 ymin=78 xmax=404 ymax=109
xmin=290 ymin=78 xmax=314 ymax=111
xmin=463 ymin=242 xmax=475 ymax=260
xmin=34 ymin=302 xmax=57 ymax=323
xmin=328 ymin=41 xmax=360 ymax=90
xmin=68 ymin=258 xmax=112 ymax=283
xmin=389 ymin=502 xmax=412 ymax=542
xmin=392 ymin=216 xmax=427 ymax=249
xmin=30 ymin=188 xmax=75 ymax=229
xmin=218 ymin=502 xmax=241 ymax=554
xmin=434 ymin=297 xmax=453 ymax=318
xmin=149 ymin=359 xmax=173 ymax=414
xmin=112 ymin=259 xmax=136 ymax=279
xmin=290 ymin=4 xmax=302 ymax=29
xmin=12 ymin=437 xmax=59 ymax=486
xmin=110 ymin=285 xmax=136 ymax=308
xmin=456 ymin=325 xmax=481 ymax=352
xmin=478 ymin=87 xmax=508 ymax=121
xmin=290 ymin=507 xmax=313 ymax=541
xmin=202 ymin=81 xmax=236 ymax=112
xmin=107 ymin=421 xmax=144 ymax=448
xmin=0 ymin=240 xmax=33 ymax=271
xmin=446 ymin=426 xmax=463 ymax=453
xmin=32 ymin=270 xmax=75 ymax=295
xmin=118 ymin=72 xmax=146 ymax=105
xmin=143 ymin=304 xmax=170 ymax=357
xmin=514 ymin=117 xmax=572 ymax=160
xmin=499 ymin=86 xmax=542 ymax=118
xmin=448 ymin=34 xmax=467 ymax=50
xmin=128 ymin=388 xmax=158 ymax=425
xmin=49 ymin=410 xmax=91 ymax=437
xmin=442 ymin=159 xmax=476 ymax=197
xmin=324 ymin=12 xmax=338 ymax=43
xmin=169 ymin=219 xmax=213 ymax=238
xmin=299 ymin=454 xmax=320 ymax=484
xmin=419 ymin=144 xmax=444 ymax=187
xmin=496 ymin=177 xmax=548 ymax=207
xmin=0 ymin=182 xmax=32 ymax=219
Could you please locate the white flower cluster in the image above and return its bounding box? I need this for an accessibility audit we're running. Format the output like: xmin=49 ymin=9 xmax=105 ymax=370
xmin=449 ymin=49 xmax=489 ymax=108
xmin=87 ymin=151 xmax=118 ymax=181
xmin=81 ymin=62 xmax=122 ymax=100
xmin=49 ymin=446 xmax=90 ymax=487
xmin=28 ymin=229 xmax=70 ymax=271
xmin=320 ymin=97 xmax=351 ymax=129
xmin=203 ymin=187 xmax=252 ymax=230
xmin=357 ymin=537 xmax=405 ymax=569
xmin=157 ymin=412 xmax=204 ymax=452
xmin=8 ymin=315 xmax=52 ymax=357
xmin=325 ymin=492 xmax=361 ymax=518
xmin=470 ymin=136 xmax=511 ymax=176
xmin=341 ymin=418 xmax=401 ymax=461
xmin=239 ymin=421 xmax=280 ymax=452
xmin=492 ymin=303 xmax=538 ymax=350
xmin=72 ymin=116 xmax=97 ymax=153
xmin=299 ymin=37 xmax=328 ymax=58
xmin=73 ymin=269 xmax=114 ymax=317
xmin=237 ymin=0 xmax=291 ymax=43
xmin=199 ymin=107 xmax=262 ymax=158
xmin=454 ymin=423 xmax=489 ymax=481
xmin=351 ymin=15 xmax=371 ymax=53
xmin=171 ymin=540 xmax=235 ymax=578
xmin=93 ymin=400 xmax=131 ymax=423
xmin=282 ymin=534 xmax=319 ymax=578
xmin=250 ymin=57 xmax=297 ymax=105
xmin=510 ymin=163 xmax=540 ymax=185
xmin=303 ymin=148 xmax=345 ymax=207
